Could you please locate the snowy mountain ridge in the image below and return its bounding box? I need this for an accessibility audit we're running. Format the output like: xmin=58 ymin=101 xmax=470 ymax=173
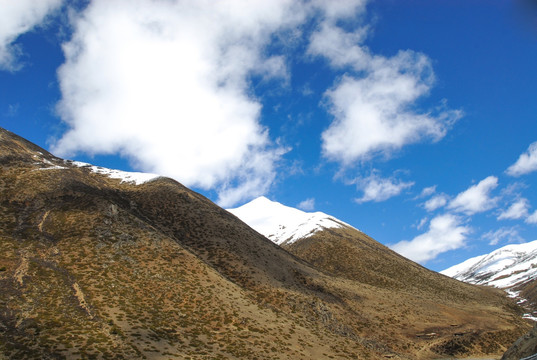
xmin=31 ymin=152 xmax=161 ymax=185
xmin=442 ymin=240 xmax=537 ymax=320
xmin=227 ymin=196 xmax=356 ymax=246
xmin=441 ymin=240 xmax=537 ymax=289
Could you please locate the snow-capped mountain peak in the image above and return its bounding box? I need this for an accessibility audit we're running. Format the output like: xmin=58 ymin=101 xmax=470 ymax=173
xmin=441 ymin=240 xmax=537 ymax=289
xmin=227 ymin=196 xmax=355 ymax=246
xmin=442 ymin=240 xmax=537 ymax=321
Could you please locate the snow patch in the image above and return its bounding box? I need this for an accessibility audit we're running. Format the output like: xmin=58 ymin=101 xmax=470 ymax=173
xmin=31 ymin=152 xmax=161 ymax=185
xmin=69 ymin=161 xmax=160 ymax=185
xmin=35 ymin=165 xmax=68 ymax=171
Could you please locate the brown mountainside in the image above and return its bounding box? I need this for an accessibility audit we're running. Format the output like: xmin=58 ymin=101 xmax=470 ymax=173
xmin=0 ymin=127 xmax=531 ymax=359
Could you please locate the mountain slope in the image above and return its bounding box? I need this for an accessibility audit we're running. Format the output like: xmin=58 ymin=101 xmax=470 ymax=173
xmin=0 ymin=128 xmax=375 ymax=359
xmin=0 ymin=127 xmax=531 ymax=359
xmin=442 ymin=240 xmax=537 ymax=318
xmin=229 ymin=196 xmax=533 ymax=357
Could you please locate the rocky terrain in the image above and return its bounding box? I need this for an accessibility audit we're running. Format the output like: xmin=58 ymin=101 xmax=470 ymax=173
xmin=0 ymin=127 xmax=531 ymax=359
xmin=502 ymin=324 xmax=537 ymax=360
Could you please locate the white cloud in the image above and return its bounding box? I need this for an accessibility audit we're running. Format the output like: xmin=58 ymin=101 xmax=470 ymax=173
xmin=526 ymin=210 xmax=537 ymax=224
xmin=391 ymin=214 xmax=470 ymax=264
xmin=0 ymin=0 xmax=63 ymax=70
xmin=482 ymin=227 xmax=523 ymax=246
xmin=50 ymin=0 xmax=461 ymax=205
xmin=52 ymin=0 xmax=384 ymax=207
xmin=419 ymin=185 xmax=437 ymax=198
xmin=506 ymin=141 xmax=537 ymax=176
xmin=308 ymin=12 xmax=462 ymax=165
xmin=447 ymin=176 xmax=499 ymax=215
xmin=53 ymin=0 xmax=321 ymax=207
xmin=416 ymin=216 xmax=428 ymax=230
xmin=497 ymin=198 xmax=530 ymax=220
xmin=354 ymin=172 xmax=414 ymax=203
xmin=297 ymin=198 xmax=315 ymax=211
xmin=423 ymin=193 xmax=449 ymax=212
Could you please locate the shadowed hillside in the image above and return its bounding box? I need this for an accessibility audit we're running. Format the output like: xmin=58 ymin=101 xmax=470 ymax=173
xmin=0 ymin=127 xmax=530 ymax=359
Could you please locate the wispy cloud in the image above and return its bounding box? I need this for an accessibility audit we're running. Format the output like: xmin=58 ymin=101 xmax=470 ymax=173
xmin=419 ymin=185 xmax=437 ymax=198
xmin=297 ymin=198 xmax=315 ymax=211
xmin=497 ymin=198 xmax=530 ymax=220
xmin=353 ymin=172 xmax=414 ymax=203
xmin=391 ymin=214 xmax=470 ymax=264
xmin=416 ymin=216 xmax=428 ymax=230
xmin=423 ymin=193 xmax=449 ymax=212
xmin=482 ymin=227 xmax=523 ymax=246
xmin=526 ymin=210 xmax=537 ymax=224
xmin=506 ymin=141 xmax=537 ymax=176
xmin=0 ymin=0 xmax=63 ymax=71
xmin=447 ymin=176 xmax=499 ymax=215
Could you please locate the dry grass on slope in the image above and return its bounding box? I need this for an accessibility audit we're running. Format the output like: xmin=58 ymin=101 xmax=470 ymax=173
xmin=285 ymin=227 xmax=531 ymax=358
xmin=0 ymin=127 xmax=530 ymax=359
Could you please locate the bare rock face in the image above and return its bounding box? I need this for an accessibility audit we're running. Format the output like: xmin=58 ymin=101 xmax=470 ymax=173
xmin=502 ymin=324 xmax=537 ymax=360
xmin=0 ymin=126 xmax=531 ymax=359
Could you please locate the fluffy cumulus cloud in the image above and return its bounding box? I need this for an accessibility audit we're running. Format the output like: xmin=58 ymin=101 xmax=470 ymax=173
xmin=53 ymin=0 xmax=316 ymax=207
xmin=447 ymin=176 xmax=499 ymax=215
xmin=497 ymin=198 xmax=530 ymax=220
xmin=53 ymin=0 xmax=382 ymax=207
xmin=0 ymin=0 xmax=63 ymax=70
xmin=506 ymin=141 xmax=537 ymax=176
xmin=308 ymin=10 xmax=462 ymax=164
xmin=51 ymin=0 xmax=462 ymax=206
xmin=391 ymin=214 xmax=470 ymax=263
xmin=353 ymin=172 xmax=414 ymax=203
xmin=482 ymin=227 xmax=523 ymax=246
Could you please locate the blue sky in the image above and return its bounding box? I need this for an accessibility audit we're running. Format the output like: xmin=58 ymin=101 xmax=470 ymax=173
xmin=2 ymin=0 xmax=537 ymax=272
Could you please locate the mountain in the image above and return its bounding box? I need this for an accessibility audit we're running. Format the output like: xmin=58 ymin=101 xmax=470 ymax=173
xmin=442 ymin=240 xmax=537 ymax=319
xmin=0 ymin=127 xmax=531 ymax=359
xmin=229 ymin=197 xmax=535 ymax=357
xmin=227 ymin=196 xmax=354 ymax=245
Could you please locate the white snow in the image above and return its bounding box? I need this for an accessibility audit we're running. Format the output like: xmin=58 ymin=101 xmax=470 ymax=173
xmin=69 ymin=161 xmax=160 ymax=185
xmin=441 ymin=239 xmax=537 ymax=289
xmin=32 ymin=156 xmax=161 ymax=185
xmin=35 ymin=165 xmax=68 ymax=170
xmin=227 ymin=196 xmax=356 ymax=246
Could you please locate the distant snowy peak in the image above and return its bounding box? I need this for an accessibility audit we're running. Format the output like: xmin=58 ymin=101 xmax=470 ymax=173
xmin=441 ymin=240 xmax=537 ymax=289
xmin=32 ymin=153 xmax=160 ymax=185
xmin=227 ymin=196 xmax=356 ymax=246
